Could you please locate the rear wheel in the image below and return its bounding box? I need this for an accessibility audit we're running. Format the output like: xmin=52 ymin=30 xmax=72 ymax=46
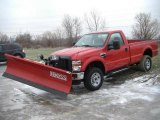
xmin=84 ymin=67 xmax=104 ymax=91
xmin=138 ymin=55 xmax=152 ymax=72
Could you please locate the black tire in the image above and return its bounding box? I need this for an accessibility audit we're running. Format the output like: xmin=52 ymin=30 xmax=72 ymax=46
xmin=84 ymin=67 xmax=104 ymax=91
xmin=138 ymin=55 xmax=152 ymax=72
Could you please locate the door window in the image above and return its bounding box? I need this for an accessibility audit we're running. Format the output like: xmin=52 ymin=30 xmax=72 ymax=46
xmin=108 ymin=33 xmax=124 ymax=46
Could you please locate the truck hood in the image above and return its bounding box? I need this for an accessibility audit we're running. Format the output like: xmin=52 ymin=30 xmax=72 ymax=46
xmin=50 ymin=47 xmax=99 ymax=59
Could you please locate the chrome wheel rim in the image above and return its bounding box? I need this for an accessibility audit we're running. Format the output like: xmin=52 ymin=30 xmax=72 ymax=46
xmin=91 ymin=72 xmax=101 ymax=87
xmin=145 ymin=58 xmax=151 ymax=70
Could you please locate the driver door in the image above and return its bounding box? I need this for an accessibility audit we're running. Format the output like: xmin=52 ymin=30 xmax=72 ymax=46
xmin=104 ymin=33 xmax=130 ymax=71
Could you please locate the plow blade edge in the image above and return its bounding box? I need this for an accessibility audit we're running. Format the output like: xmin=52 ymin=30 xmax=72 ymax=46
xmin=3 ymin=54 xmax=72 ymax=97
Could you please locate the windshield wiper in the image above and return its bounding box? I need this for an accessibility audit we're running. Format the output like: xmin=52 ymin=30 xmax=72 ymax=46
xmin=81 ymin=45 xmax=94 ymax=47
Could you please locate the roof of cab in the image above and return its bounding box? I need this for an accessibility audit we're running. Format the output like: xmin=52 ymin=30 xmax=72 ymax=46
xmin=87 ymin=30 xmax=123 ymax=34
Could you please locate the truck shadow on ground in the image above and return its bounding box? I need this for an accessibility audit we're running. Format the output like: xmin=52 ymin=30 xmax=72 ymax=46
xmin=70 ymin=66 xmax=145 ymax=95
xmin=19 ymin=67 xmax=141 ymax=100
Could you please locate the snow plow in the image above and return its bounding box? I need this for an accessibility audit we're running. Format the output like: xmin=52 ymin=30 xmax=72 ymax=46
xmin=3 ymin=54 xmax=72 ymax=97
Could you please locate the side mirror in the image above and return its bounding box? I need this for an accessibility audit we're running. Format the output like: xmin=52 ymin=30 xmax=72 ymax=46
xmin=37 ymin=54 xmax=44 ymax=60
xmin=107 ymin=44 xmax=114 ymax=50
xmin=113 ymin=40 xmax=120 ymax=49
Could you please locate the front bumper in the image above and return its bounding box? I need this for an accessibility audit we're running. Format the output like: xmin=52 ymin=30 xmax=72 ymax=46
xmin=72 ymin=72 xmax=84 ymax=80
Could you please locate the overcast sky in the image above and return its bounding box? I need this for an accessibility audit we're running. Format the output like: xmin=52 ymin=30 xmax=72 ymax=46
xmin=0 ymin=0 xmax=160 ymax=37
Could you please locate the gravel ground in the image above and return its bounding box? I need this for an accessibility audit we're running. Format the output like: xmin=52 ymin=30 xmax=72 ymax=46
xmin=0 ymin=62 xmax=160 ymax=120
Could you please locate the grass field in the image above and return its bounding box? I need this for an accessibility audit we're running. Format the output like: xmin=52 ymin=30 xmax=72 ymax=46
xmin=24 ymin=47 xmax=65 ymax=60
xmin=152 ymin=47 xmax=160 ymax=69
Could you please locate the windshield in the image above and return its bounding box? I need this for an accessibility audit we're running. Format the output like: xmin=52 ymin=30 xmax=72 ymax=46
xmin=75 ymin=33 xmax=108 ymax=47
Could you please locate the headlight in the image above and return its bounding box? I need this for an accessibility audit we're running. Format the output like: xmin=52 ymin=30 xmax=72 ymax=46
xmin=72 ymin=60 xmax=81 ymax=72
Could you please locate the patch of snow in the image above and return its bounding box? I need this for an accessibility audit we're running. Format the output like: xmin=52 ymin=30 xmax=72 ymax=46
xmin=68 ymin=74 xmax=160 ymax=106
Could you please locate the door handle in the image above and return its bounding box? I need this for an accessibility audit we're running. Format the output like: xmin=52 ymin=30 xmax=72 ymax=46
xmin=125 ymin=48 xmax=128 ymax=52
xmin=100 ymin=53 xmax=107 ymax=58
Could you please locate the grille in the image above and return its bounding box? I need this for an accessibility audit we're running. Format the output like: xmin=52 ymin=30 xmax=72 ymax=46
xmin=48 ymin=56 xmax=72 ymax=72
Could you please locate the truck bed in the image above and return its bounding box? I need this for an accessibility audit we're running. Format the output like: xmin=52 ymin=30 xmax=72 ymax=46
xmin=128 ymin=39 xmax=155 ymax=44
xmin=127 ymin=39 xmax=158 ymax=65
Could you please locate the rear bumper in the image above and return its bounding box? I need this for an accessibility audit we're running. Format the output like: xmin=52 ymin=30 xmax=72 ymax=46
xmin=72 ymin=72 xmax=84 ymax=80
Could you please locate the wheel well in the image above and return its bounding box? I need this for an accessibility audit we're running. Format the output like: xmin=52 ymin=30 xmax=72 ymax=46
xmin=144 ymin=49 xmax=152 ymax=57
xmin=86 ymin=61 xmax=105 ymax=74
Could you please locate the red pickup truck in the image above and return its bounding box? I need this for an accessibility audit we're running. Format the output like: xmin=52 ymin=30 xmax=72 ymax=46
xmin=49 ymin=30 xmax=158 ymax=90
xmin=3 ymin=30 xmax=158 ymax=96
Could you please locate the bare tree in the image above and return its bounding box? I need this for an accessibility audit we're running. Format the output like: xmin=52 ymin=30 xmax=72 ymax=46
xmin=84 ymin=10 xmax=106 ymax=32
xmin=0 ymin=32 xmax=9 ymax=43
xmin=132 ymin=13 xmax=160 ymax=39
xmin=62 ymin=15 xmax=74 ymax=40
xmin=41 ymin=31 xmax=57 ymax=47
xmin=54 ymin=28 xmax=65 ymax=46
xmin=55 ymin=28 xmax=64 ymax=40
xmin=16 ymin=33 xmax=32 ymax=48
xmin=62 ymin=15 xmax=82 ymax=45
xmin=73 ymin=17 xmax=82 ymax=39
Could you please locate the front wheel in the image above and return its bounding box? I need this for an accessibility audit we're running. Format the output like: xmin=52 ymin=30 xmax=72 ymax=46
xmin=138 ymin=55 xmax=152 ymax=72
xmin=84 ymin=67 xmax=104 ymax=91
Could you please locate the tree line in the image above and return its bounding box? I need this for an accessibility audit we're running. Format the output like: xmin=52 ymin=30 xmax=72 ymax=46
xmin=0 ymin=12 xmax=160 ymax=48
